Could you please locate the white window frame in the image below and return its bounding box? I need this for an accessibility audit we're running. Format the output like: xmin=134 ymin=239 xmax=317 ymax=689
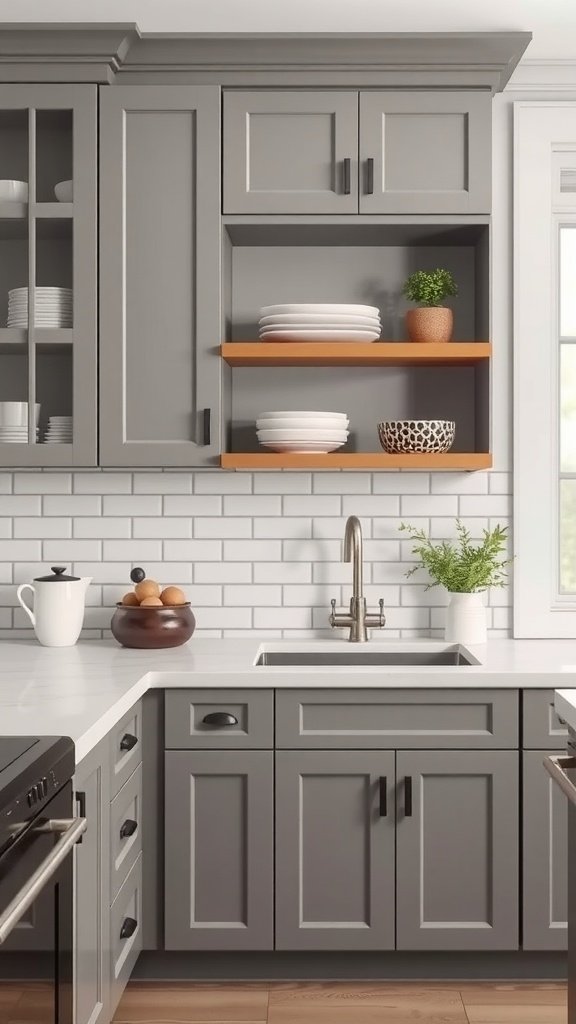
xmin=514 ymin=102 xmax=576 ymax=636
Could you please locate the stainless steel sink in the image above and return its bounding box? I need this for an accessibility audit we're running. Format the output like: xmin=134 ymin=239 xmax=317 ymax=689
xmin=256 ymin=647 xmax=474 ymax=667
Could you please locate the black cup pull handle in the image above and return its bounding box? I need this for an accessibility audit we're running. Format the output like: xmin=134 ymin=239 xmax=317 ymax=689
xmin=203 ymin=408 xmax=211 ymax=446
xmin=379 ymin=777 xmax=387 ymax=817
xmin=202 ymin=711 xmax=238 ymax=728
xmin=120 ymin=733 xmax=138 ymax=752
xmin=366 ymin=157 xmax=374 ymax=195
xmin=120 ymin=917 xmax=137 ymax=940
xmin=343 ymin=158 xmax=351 ymax=195
xmin=405 ymin=776 xmax=413 ymax=817
xmin=120 ymin=819 xmax=138 ymax=840
xmin=75 ymin=791 xmax=86 ymax=844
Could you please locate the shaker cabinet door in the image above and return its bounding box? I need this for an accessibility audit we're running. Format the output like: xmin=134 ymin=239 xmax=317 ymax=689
xmin=275 ymin=750 xmax=395 ymax=950
xmin=164 ymin=750 xmax=273 ymax=951
xmin=523 ymin=751 xmax=567 ymax=950
xmin=223 ymin=91 xmax=359 ymax=214
xmin=396 ymin=750 xmax=519 ymax=950
xmin=99 ymin=86 xmax=222 ymax=466
xmin=359 ymin=91 xmax=491 ymax=214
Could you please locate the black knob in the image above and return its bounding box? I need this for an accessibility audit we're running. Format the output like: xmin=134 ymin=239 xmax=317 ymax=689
xmin=202 ymin=712 xmax=238 ymax=728
xmin=51 ymin=567 xmax=67 ymax=576
xmin=130 ymin=567 xmax=145 ymax=584
xmin=120 ymin=733 xmax=138 ymax=751
xmin=120 ymin=917 xmax=137 ymax=940
xmin=120 ymin=819 xmax=138 ymax=839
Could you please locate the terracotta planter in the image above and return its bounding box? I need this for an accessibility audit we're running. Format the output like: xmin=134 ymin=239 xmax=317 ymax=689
xmin=406 ymin=306 xmax=453 ymax=344
xmin=111 ymin=602 xmax=196 ymax=649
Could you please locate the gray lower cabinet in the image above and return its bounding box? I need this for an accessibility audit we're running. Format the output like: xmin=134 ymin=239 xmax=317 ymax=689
xmin=74 ymin=739 xmax=111 ymax=1024
xmin=396 ymin=750 xmax=519 ymax=951
xmin=223 ymin=90 xmax=359 ymax=214
xmin=359 ymin=91 xmax=491 ymax=214
xmin=99 ymin=85 xmax=222 ymax=466
xmin=164 ymin=750 xmax=274 ymax=950
xmin=523 ymin=750 xmax=567 ymax=950
xmin=275 ymin=750 xmax=395 ymax=951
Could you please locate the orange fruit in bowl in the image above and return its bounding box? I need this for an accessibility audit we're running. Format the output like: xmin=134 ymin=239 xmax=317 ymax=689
xmin=139 ymin=596 xmax=163 ymax=607
xmin=134 ymin=579 xmax=160 ymax=601
xmin=121 ymin=592 xmax=140 ymax=606
xmin=160 ymin=586 xmax=187 ymax=606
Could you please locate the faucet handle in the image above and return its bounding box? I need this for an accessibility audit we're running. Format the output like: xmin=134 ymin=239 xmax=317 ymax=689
xmin=378 ymin=598 xmax=385 ymax=627
xmin=330 ymin=598 xmax=337 ymax=627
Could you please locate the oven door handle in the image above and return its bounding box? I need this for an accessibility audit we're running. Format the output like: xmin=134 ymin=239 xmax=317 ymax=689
xmin=543 ymin=754 xmax=576 ymax=805
xmin=0 ymin=816 xmax=87 ymax=945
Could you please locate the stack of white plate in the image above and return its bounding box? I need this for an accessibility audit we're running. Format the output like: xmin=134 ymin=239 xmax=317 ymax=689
xmin=0 ymin=426 xmax=39 ymax=444
xmin=7 ymin=287 xmax=73 ymax=328
xmin=256 ymin=411 xmax=349 ymax=453
xmin=44 ymin=416 xmax=72 ymax=444
xmin=258 ymin=304 xmax=381 ymax=343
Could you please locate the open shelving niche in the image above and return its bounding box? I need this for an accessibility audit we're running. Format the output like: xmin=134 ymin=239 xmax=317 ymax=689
xmin=219 ymin=216 xmax=492 ymax=471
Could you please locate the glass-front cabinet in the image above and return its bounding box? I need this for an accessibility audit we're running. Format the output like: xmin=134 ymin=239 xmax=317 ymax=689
xmin=0 ymin=85 xmax=97 ymax=466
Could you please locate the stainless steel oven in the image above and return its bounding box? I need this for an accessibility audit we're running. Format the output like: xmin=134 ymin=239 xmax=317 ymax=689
xmin=0 ymin=737 xmax=84 ymax=1024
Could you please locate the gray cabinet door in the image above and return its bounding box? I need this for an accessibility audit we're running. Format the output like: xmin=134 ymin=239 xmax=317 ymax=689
xmin=275 ymin=751 xmax=395 ymax=951
xmin=74 ymin=738 xmax=111 ymax=1024
xmin=359 ymin=91 xmax=491 ymax=214
xmin=164 ymin=750 xmax=273 ymax=950
xmin=396 ymin=750 xmax=518 ymax=951
xmin=99 ymin=86 xmax=222 ymax=466
xmin=223 ymin=91 xmax=359 ymax=214
xmin=523 ymin=751 xmax=567 ymax=950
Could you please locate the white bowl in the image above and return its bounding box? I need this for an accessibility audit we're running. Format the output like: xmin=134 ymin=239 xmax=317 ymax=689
xmin=259 ymin=313 xmax=381 ymax=326
xmin=260 ymin=303 xmax=380 ymax=317
xmin=0 ymin=402 xmax=40 ymax=427
xmin=257 ymin=428 xmax=349 ymax=441
xmin=259 ymin=440 xmax=347 ymax=453
xmin=258 ymin=410 xmax=348 ymax=420
xmin=54 ymin=180 xmax=73 ymax=203
xmin=0 ymin=180 xmax=28 ymax=203
xmin=256 ymin=418 xmax=349 ymax=431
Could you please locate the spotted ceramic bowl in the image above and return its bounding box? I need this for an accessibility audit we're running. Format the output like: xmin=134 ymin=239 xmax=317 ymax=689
xmin=378 ymin=420 xmax=455 ymax=454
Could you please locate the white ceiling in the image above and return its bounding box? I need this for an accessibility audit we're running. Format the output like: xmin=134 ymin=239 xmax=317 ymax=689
xmin=1 ymin=0 xmax=576 ymax=60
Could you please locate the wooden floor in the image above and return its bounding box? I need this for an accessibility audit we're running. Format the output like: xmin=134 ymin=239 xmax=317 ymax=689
xmin=112 ymin=981 xmax=569 ymax=1024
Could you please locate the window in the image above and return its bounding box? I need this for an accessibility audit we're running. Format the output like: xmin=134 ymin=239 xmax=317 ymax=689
xmin=515 ymin=103 xmax=576 ymax=635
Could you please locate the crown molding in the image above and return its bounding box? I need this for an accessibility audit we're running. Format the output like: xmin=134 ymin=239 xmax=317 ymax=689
xmin=508 ymin=59 xmax=576 ymax=93
xmin=0 ymin=23 xmax=139 ymax=82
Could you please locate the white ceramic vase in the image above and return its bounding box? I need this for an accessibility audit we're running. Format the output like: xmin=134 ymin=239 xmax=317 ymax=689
xmin=444 ymin=591 xmax=487 ymax=645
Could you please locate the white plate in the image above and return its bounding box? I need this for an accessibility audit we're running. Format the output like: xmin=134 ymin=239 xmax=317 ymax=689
xmin=257 ymin=429 xmax=349 ymax=441
xmin=259 ymin=313 xmax=381 ymax=326
xmin=10 ymin=287 xmax=72 ymax=294
xmin=259 ymin=410 xmax=348 ymax=420
xmin=256 ymin=418 xmax=349 ymax=430
xmin=260 ymin=303 xmax=379 ymax=317
xmin=259 ymin=440 xmax=347 ymax=453
xmin=260 ymin=330 xmax=380 ymax=343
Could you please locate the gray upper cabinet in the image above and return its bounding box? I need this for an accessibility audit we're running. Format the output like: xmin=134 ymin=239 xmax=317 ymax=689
xmin=396 ymin=750 xmax=519 ymax=951
xmin=99 ymin=85 xmax=222 ymax=466
xmin=223 ymin=91 xmax=359 ymax=214
xmin=523 ymin=750 xmax=567 ymax=950
xmin=359 ymin=91 xmax=491 ymax=214
xmin=164 ymin=750 xmax=273 ymax=951
xmin=275 ymin=750 xmax=395 ymax=951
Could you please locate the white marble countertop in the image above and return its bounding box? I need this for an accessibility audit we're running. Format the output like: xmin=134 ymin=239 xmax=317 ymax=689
xmin=1 ymin=637 xmax=576 ymax=763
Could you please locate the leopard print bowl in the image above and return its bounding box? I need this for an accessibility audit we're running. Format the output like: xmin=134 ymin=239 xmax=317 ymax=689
xmin=378 ymin=420 xmax=455 ymax=454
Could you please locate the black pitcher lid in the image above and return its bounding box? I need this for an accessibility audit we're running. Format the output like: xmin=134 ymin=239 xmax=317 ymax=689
xmin=34 ymin=566 xmax=80 ymax=583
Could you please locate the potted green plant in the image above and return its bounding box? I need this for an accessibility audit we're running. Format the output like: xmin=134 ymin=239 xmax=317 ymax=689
xmin=400 ymin=520 xmax=510 ymax=644
xmin=402 ymin=267 xmax=458 ymax=343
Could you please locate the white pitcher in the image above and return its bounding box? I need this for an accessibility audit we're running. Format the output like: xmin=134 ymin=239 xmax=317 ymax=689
xmin=17 ymin=566 xmax=92 ymax=647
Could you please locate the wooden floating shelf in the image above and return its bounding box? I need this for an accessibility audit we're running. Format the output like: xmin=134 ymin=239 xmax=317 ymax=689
xmin=221 ymin=452 xmax=493 ymax=471
xmin=221 ymin=342 xmax=491 ymax=367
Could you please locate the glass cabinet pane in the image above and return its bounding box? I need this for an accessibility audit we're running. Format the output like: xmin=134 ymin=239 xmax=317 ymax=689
xmin=36 ymin=109 xmax=73 ymax=204
xmin=560 ymin=227 xmax=576 ymax=339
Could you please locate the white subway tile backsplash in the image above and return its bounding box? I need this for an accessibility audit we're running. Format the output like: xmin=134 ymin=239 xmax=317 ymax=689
xmin=0 ymin=469 xmax=512 ymax=638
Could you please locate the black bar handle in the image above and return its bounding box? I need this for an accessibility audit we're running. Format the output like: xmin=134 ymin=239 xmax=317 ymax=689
xmin=120 ymin=819 xmax=138 ymax=840
xmin=379 ymin=777 xmax=387 ymax=817
xmin=120 ymin=917 xmax=137 ymax=940
xmin=203 ymin=408 xmax=211 ymax=446
xmin=75 ymin=791 xmax=86 ymax=844
xmin=366 ymin=157 xmax=374 ymax=195
xmin=202 ymin=711 xmax=238 ymax=728
xmin=343 ymin=158 xmax=351 ymax=195
xmin=120 ymin=733 xmax=138 ymax=752
xmin=404 ymin=776 xmax=413 ymax=817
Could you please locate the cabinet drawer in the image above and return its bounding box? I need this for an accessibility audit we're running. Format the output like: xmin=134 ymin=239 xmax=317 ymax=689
xmin=165 ymin=689 xmax=273 ymax=748
xmin=110 ymin=854 xmax=142 ymax=1016
xmin=110 ymin=764 xmax=142 ymax=902
xmin=276 ymin=689 xmax=519 ymax=749
xmin=523 ymin=690 xmax=568 ymax=749
xmin=111 ymin=702 xmax=142 ymax=797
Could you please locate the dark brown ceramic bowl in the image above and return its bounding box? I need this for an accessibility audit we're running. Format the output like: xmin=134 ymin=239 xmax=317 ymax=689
xmin=111 ymin=602 xmax=196 ymax=649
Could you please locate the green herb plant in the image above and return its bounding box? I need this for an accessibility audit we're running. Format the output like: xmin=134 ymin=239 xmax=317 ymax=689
xmin=400 ymin=520 xmax=510 ymax=593
xmin=403 ymin=268 xmax=458 ymax=307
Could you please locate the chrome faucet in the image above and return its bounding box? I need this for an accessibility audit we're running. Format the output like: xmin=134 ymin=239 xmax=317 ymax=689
xmin=329 ymin=515 xmax=386 ymax=642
